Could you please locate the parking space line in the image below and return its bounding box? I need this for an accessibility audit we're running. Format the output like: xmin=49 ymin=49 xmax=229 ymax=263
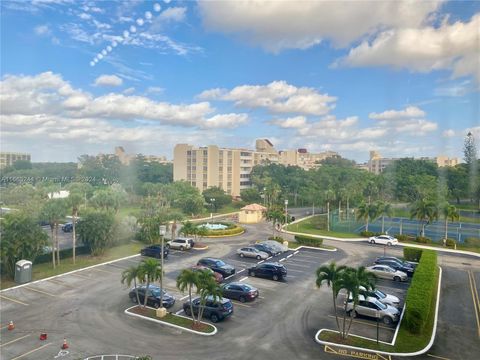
xmin=286 ymin=254 xmax=293 ymax=259
xmin=427 ymin=354 xmax=451 ymax=360
xmin=90 ymin=267 xmax=116 ymax=275
xmin=239 ymin=277 xmax=248 ymax=282
xmin=180 ymin=295 xmax=189 ymax=301
xmin=293 ymin=251 xmax=299 ymax=255
xmin=0 ymin=334 xmax=31 ymax=348
xmin=266 ymin=256 xmax=272 ymax=260
xmin=467 ymin=269 xmax=480 ymax=338
xmin=279 ymin=258 xmax=286 ymax=262
xmin=47 ymin=278 xmax=75 ymax=289
xmin=284 ymin=262 xmax=313 ymax=269
xmin=0 ymin=294 xmax=29 ymax=306
xmin=258 ymin=260 xmax=264 ymax=264
xmin=11 ymin=342 xmax=51 ymax=360
xmin=69 ymin=272 xmax=90 ymax=279
xmin=23 ymin=286 xmax=56 ymax=297
xmin=175 ymin=309 xmax=184 ymax=315
xmin=106 ymin=263 xmax=128 ymax=270
xmin=327 ymin=315 xmax=394 ymax=331
xmin=232 ymin=301 xmax=252 ymax=308
xmin=287 ymin=268 xmax=305 ymax=273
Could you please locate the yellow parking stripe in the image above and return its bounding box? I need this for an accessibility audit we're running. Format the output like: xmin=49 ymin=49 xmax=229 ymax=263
xmin=0 ymin=334 xmax=31 ymax=348
xmin=0 ymin=294 xmax=29 ymax=306
xmin=47 ymin=278 xmax=75 ymax=289
xmin=23 ymin=286 xmax=56 ymax=297
xmin=467 ymin=270 xmax=480 ymax=338
xmin=11 ymin=342 xmax=51 ymax=360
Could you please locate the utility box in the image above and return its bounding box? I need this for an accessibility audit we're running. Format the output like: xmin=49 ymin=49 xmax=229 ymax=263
xmin=14 ymin=260 xmax=32 ymax=284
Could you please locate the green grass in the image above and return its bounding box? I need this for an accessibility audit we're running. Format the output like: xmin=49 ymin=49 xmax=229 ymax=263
xmin=129 ymin=306 xmax=215 ymax=333
xmin=318 ymin=267 xmax=440 ymax=353
xmin=285 ymin=218 xmax=360 ymax=239
xmin=1 ymin=242 xmax=143 ymax=290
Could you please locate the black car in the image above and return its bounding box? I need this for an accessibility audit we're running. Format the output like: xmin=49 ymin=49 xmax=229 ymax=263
xmin=62 ymin=222 xmax=73 ymax=232
xmin=140 ymin=245 xmax=169 ymax=259
xmin=183 ymin=296 xmax=233 ymax=323
xmin=376 ymin=256 xmax=417 ymax=269
xmin=129 ymin=285 xmax=175 ymax=308
xmin=374 ymin=259 xmax=414 ymax=277
xmin=252 ymin=243 xmax=278 ymax=257
xmin=197 ymin=258 xmax=235 ymax=277
xmin=248 ymin=262 xmax=287 ymax=281
xmin=221 ymin=282 xmax=259 ymax=303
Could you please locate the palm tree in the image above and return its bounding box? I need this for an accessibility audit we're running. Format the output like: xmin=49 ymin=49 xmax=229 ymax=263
xmin=196 ymin=270 xmax=222 ymax=323
xmin=169 ymin=211 xmax=184 ymax=240
xmin=441 ymin=203 xmax=459 ymax=244
xmin=180 ymin=221 xmax=197 ymax=240
xmin=121 ymin=266 xmax=141 ymax=305
xmin=40 ymin=199 xmax=67 ymax=268
xmin=177 ymin=269 xmax=199 ymax=325
xmin=264 ymin=207 xmax=284 ymax=237
xmin=67 ymin=191 xmax=83 ymax=264
xmin=138 ymin=258 xmax=162 ymax=308
xmin=376 ymin=201 xmax=392 ymax=233
xmin=316 ymin=262 xmax=346 ymax=335
xmin=410 ymin=198 xmax=438 ymax=237
xmin=356 ymin=202 xmax=378 ymax=232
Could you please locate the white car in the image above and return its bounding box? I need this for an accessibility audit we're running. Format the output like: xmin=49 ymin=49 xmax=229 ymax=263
xmin=368 ymin=235 xmax=398 ymax=246
xmin=237 ymin=247 xmax=269 ymax=260
xmin=358 ymin=286 xmax=400 ymax=308
xmin=366 ymin=265 xmax=408 ymax=282
xmin=166 ymin=238 xmax=191 ymax=250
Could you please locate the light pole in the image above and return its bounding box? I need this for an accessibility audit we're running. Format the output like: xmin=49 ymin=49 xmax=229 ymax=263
xmin=284 ymin=199 xmax=289 ymax=225
xmin=263 ymin=187 xmax=267 ymax=206
xmin=210 ymin=198 xmax=215 ymax=218
xmin=376 ymin=309 xmax=380 ymax=344
xmin=159 ymin=225 xmax=167 ymax=315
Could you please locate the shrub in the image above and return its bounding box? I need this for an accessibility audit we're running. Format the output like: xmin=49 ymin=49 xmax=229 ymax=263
xmin=465 ymin=237 xmax=480 ymax=248
xmin=403 ymin=247 xmax=423 ymax=262
xmin=360 ymin=230 xmax=381 ymax=237
xmin=445 ymin=238 xmax=456 ymax=248
xmin=294 ymin=235 xmax=323 ymax=247
xmin=415 ymin=236 xmax=432 ymax=244
xmin=395 ymin=234 xmax=409 ymax=242
xmin=34 ymin=246 xmax=90 ymax=264
xmin=404 ymin=250 xmax=437 ymax=334
xmin=268 ymin=236 xmax=284 ymax=243
xmin=203 ymin=225 xmax=244 ymax=236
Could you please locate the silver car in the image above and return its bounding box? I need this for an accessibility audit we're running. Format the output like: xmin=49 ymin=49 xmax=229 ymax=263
xmin=358 ymin=286 xmax=400 ymax=308
xmin=237 ymin=247 xmax=269 ymax=260
xmin=366 ymin=265 xmax=408 ymax=282
xmin=346 ymin=295 xmax=400 ymax=325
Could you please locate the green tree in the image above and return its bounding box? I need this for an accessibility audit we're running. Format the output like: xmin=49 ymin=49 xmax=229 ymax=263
xmin=441 ymin=203 xmax=459 ymax=244
xmin=40 ymin=199 xmax=67 ymax=268
xmin=203 ymin=186 xmax=232 ymax=211
xmin=121 ymin=265 xmax=142 ymax=305
xmin=316 ymin=262 xmax=346 ymax=335
xmin=66 ymin=190 xmax=83 ymax=264
xmin=265 ymin=206 xmax=285 ymax=237
xmin=196 ymin=269 xmax=223 ymax=323
xmin=356 ymin=202 xmax=379 ymax=232
xmin=180 ymin=221 xmax=198 ymax=240
xmin=76 ymin=211 xmax=115 ymax=255
xmin=177 ymin=269 xmax=200 ymax=325
xmin=240 ymin=188 xmax=262 ymax=204
xmin=464 ymin=131 xmax=478 ymax=166
xmin=0 ymin=212 xmax=48 ymax=278
xmin=410 ymin=198 xmax=438 ymax=237
xmin=376 ymin=201 xmax=392 ymax=233
xmin=138 ymin=258 xmax=163 ymax=308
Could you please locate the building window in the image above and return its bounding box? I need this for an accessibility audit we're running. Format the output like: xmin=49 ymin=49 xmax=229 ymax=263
xmin=203 ymin=182 xmax=207 ymax=188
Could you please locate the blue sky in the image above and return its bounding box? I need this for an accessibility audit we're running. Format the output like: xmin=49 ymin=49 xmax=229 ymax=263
xmin=1 ymin=0 xmax=479 ymax=163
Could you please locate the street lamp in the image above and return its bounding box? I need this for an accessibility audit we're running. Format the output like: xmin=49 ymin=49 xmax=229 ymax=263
xmin=210 ymin=198 xmax=216 ymax=218
xmin=159 ymin=225 xmax=167 ymax=315
xmin=284 ymin=199 xmax=289 ymax=225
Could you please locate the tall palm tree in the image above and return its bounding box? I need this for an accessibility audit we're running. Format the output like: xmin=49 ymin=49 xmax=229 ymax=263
xmin=264 ymin=207 xmax=284 ymax=237
xmin=316 ymin=262 xmax=346 ymax=335
xmin=441 ymin=203 xmax=459 ymax=243
xmin=177 ymin=269 xmax=199 ymax=325
xmin=138 ymin=258 xmax=162 ymax=308
xmin=376 ymin=201 xmax=392 ymax=233
xmin=121 ymin=266 xmax=141 ymax=305
xmin=197 ymin=270 xmax=222 ymax=323
xmin=40 ymin=199 xmax=67 ymax=268
xmin=410 ymin=198 xmax=438 ymax=237
xmin=67 ymin=191 xmax=83 ymax=264
xmin=356 ymin=202 xmax=378 ymax=232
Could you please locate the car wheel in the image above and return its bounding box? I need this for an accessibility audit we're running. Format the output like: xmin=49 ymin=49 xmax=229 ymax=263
xmin=141 ymin=251 xmax=145 ymax=256
xmin=249 ymin=271 xmax=255 ymax=277
xmin=273 ymin=274 xmax=279 ymax=281
xmin=240 ymin=253 xmax=244 ymax=258
xmin=239 ymin=296 xmax=246 ymax=303
xmin=387 ymin=242 xmax=392 ymax=246
xmin=154 ymin=302 xmax=160 ymax=309
xmin=180 ymin=246 xmax=185 ymax=251
xmin=131 ymin=296 xmax=137 ymax=303
xmin=394 ymin=276 xmax=401 ymax=282
xmin=256 ymin=255 xmax=261 ymax=260
xmin=370 ymin=240 xmax=375 ymax=244
xmin=185 ymin=308 xmax=191 ymax=316
xmin=383 ymin=316 xmax=393 ymax=325
xmin=210 ymin=314 xmax=219 ymax=323
xmin=349 ymin=310 xmax=358 ymax=318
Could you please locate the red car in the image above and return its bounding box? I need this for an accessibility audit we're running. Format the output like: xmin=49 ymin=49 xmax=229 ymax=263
xmin=191 ymin=265 xmax=224 ymax=283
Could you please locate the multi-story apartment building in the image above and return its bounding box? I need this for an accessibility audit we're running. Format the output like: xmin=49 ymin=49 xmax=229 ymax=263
xmin=92 ymin=147 xmax=172 ymax=167
xmin=174 ymin=140 xmax=339 ymax=196
xmin=0 ymin=152 xmax=31 ymax=169
xmin=367 ymin=151 xmax=459 ymax=174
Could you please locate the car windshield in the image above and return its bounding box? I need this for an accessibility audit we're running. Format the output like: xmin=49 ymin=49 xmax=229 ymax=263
xmin=375 ymin=300 xmax=387 ymax=310
xmin=150 ymin=289 xmax=163 ymax=297
xmin=216 ymin=260 xmax=226 ymax=266
xmin=374 ymin=289 xmax=386 ymax=299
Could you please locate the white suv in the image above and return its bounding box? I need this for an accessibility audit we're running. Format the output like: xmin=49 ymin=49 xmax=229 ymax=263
xmin=166 ymin=238 xmax=192 ymax=250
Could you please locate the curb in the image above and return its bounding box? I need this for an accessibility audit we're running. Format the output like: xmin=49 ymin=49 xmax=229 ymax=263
xmin=314 ymin=266 xmax=443 ymax=357
xmin=124 ymin=305 xmax=218 ymax=336
xmin=0 ymin=253 xmax=141 ymax=293
xmin=192 ymin=246 xmax=209 ymax=250
xmin=205 ymin=230 xmax=245 ymax=238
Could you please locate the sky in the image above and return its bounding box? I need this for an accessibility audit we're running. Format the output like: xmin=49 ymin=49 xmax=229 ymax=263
xmin=1 ymin=0 xmax=479 ymax=163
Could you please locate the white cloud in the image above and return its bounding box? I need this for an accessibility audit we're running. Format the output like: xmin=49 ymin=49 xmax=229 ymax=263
xmin=94 ymin=74 xmax=123 ymax=87
xmin=158 ymin=7 xmax=186 ymax=23
xmin=203 ymin=113 xmax=249 ymax=129
xmin=146 ymin=86 xmax=164 ymax=94
xmin=34 ymin=24 xmax=51 ymax=35
xmin=78 ymin=12 xmax=91 ymax=20
xmin=269 ymin=116 xmax=307 ymax=129
xmin=443 ymin=129 xmax=456 ymax=137
xmin=435 ymin=80 xmax=473 ymax=97
xmin=198 ymin=0 xmax=442 ymax=52
xmin=199 ymin=81 xmax=336 ymax=116
xmin=369 ymin=106 xmax=426 ymax=120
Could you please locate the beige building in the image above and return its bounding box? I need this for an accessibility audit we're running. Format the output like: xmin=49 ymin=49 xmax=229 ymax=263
xmin=368 ymin=151 xmax=459 ymax=174
xmin=238 ymin=203 xmax=267 ymax=224
xmin=94 ymin=147 xmax=171 ymax=166
xmin=0 ymin=152 xmax=31 ymax=169
xmin=279 ymin=148 xmax=339 ymax=170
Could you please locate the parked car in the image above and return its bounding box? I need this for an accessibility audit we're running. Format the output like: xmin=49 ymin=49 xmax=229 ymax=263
xmin=237 ymin=246 xmax=269 ymax=260
xmin=358 ymin=286 xmax=400 ymax=308
xmin=129 ymin=285 xmax=175 ymax=308
xmin=183 ymin=296 xmax=233 ymax=323
xmin=346 ymin=295 xmax=400 ymax=325
xmin=366 ymin=265 xmax=408 ymax=282
xmin=368 ymin=235 xmax=398 ymax=246
xmin=375 ymin=256 xmax=417 ymax=269
xmin=166 ymin=238 xmax=191 ymax=250
xmin=248 ymin=262 xmax=287 ymax=281
xmin=191 ymin=265 xmax=224 ymax=283
xmin=62 ymin=222 xmax=73 ymax=232
xmin=197 ymin=258 xmax=235 ymax=277
xmin=221 ymin=282 xmax=259 ymax=303
xmin=262 ymin=240 xmax=288 ymax=253
xmin=252 ymin=243 xmax=279 ymax=257
xmin=374 ymin=258 xmax=414 ymax=277
xmin=140 ymin=245 xmax=169 ymax=259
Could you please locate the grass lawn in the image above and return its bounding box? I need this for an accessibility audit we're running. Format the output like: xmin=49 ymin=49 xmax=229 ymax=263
xmin=285 ymin=219 xmax=360 ymax=239
xmin=129 ymin=306 xmax=215 ymax=334
xmin=1 ymin=242 xmax=143 ymax=290
xmin=318 ymin=267 xmax=440 ymax=353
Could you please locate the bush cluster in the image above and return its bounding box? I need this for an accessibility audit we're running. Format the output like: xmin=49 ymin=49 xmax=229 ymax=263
xmin=34 ymin=246 xmax=90 ymax=264
xmin=205 ymin=225 xmax=243 ymax=236
xmin=268 ymin=236 xmax=284 ymax=243
xmin=415 ymin=236 xmax=432 ymax=244
xmin=403 ymin=247 xmax=423 ymax=262
xmin=395 ymin=234 xmax=410 ymax=242
xmin=359 ymin=230 xmax=381 ymax=237
xmin=294 ymin=235 xmax=323 ymax=247
xmin=465 ymin=237 xmax=480 ymax=248
xmin=445 ymin=238 xmax=456 ymax=248
xmin=404 ymin=250 xmax=437 ymax=334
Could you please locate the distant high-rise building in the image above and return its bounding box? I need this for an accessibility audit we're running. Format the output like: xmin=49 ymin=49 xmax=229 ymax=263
xmin=0 ymin=152 xmax=31 ymax=169
xmin=367 ymin=151 xmax=459 ymax=174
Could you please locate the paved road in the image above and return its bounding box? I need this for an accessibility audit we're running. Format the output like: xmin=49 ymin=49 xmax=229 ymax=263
xmin=1 ymin=222 xmax=479 ymax=360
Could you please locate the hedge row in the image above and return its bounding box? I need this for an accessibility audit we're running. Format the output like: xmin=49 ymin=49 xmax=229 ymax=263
xmin=403 ymin=247 xmax=423 ymax=262
xmin=294 ymin=235 xmax=323 ymax=247
xmin=268 ymin=236 xmax=284 ymax=243
xmin=359 ymin=231 xmax=381 ymax=237
xmin=205 ymin=226 xmax=243 ymax=236
xmin=403 ymin=249 xmax=438 ymax=334
xmin=34 ymin=246 xmax=90 ymax=265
